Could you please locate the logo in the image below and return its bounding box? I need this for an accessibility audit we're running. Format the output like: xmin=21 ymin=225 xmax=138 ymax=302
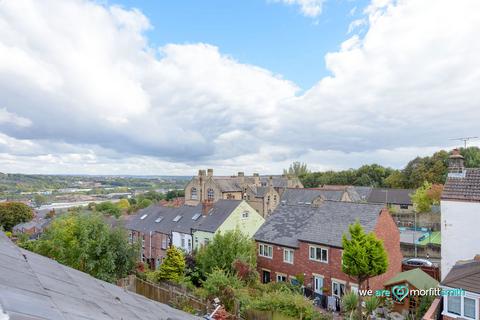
xmin=391 ymin=284 xmax=409 ymax=302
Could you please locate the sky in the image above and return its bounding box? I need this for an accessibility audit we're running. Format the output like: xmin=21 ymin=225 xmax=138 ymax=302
xmin=0 ymin=0 xmax=479 ymax=175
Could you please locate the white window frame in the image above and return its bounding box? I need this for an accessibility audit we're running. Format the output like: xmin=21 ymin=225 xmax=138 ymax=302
xmin=259 ymin=243 xmax=273 ymax=259
xmin=309 ymin=245 xmax=328 ymax=263
xmin=442 ymin=288 xmax=480 ymax=320
xmin=276 ymin=273 xmax=287 ymax=282
xmin=332 ymin=279 xmax=346 ymax=298
xmin=191 ymin=187 xmax=198 ymax=200
xmin=283 ymin=248 xmax=294 ymax=264
xmin=242 ymin=211 xmax=249 ymax=219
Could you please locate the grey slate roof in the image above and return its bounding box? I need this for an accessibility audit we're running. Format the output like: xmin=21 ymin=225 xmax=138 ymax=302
xmin=442 ymin=259 xmax=480 ymax=294
xmin=367 ymin=188 xmax=414 ymax=205
xmin=126 ymin=200 xmax=241 ymax=235
xmin=0 ymin=232 xmax=199 ymax=320
xmin=442 ymin=168 xmax=480 ymax=202
xmin=214 ymin=178 xmax=243 ymax=192
xmin=192 ymin=200 xmax=242 ymax=233
xmin=280 ymin=188 xmax=344 ymax=205
xmin=254 ymin=201 xmax=384 ymax=248
xmin=349 ymin=186 xmax=373 ymax=202
xmin=260 ymin=176 xmax=289 ymax=188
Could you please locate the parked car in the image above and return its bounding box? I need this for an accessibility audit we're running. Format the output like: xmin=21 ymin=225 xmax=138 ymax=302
xmin=403 ymin=258 xmax=433 ymax=267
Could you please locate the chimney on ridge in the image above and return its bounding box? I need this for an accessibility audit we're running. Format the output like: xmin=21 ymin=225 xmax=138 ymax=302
xmin=202 ymin=201 xmax=213 ymax=216
xmin=207 ymin=168 xmax=213 ymax=177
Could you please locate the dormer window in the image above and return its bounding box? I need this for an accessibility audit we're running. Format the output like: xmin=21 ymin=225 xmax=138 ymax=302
xmin=140 ymin=214 xmax=148 ymax=220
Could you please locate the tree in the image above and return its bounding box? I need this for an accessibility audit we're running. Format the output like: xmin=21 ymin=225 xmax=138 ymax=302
xmin=0 ymin=202 xmax=34 ymax=231
xmin=95 ymin=201 xmax=121 ymax=218
xmin=156 ymin=246 xmax=186 ymax=282
xmin=165 ymin=190 xmax=185 ymax=201
xmin=342 ymin=221 xmax=388 ymax=320
xmin=137 ymin=198 xmax=153 ymax=209
xmin=284 ymin=161 xmax=309 ymax=177
xmin=117 ymin=199 xmax=130 ymax=210
xmin=33 ymin=194 xmax=47 ymax=207
xmin=196 ymin=230 xmax=256 ymax=278
xmin=22 ymin=213 xmax=138 ymax=282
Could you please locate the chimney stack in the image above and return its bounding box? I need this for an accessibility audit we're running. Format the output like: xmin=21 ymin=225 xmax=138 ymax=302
xmin=237 ymin=172 xmax=244 ymax=177
xmin=474 ymin=254 xmax=480 ymax=262
xmin=207 ymin=168 xmax=213 ymax=177
xmin=268 ymin=176 xmax=273 ymax=187
xmin=199 ymin=169 xmax=206 ymax=177
xmin=202 ymin=201 xmax=213 ymax=216
xmin=448 ymin=149 xmax=465 ymax=176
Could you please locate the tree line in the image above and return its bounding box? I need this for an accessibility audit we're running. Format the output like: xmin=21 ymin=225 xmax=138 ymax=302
xmin=290 ymin=147 xmax=480 ymax=189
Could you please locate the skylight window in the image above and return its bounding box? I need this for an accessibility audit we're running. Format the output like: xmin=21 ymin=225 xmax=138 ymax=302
xmin=140 ymin=214 xmax=148 ymax=220
xmin=192 ymin=213 xmax=201 ymax=221
xmin=155 ymin=217 xmax=163 ymax=223
xmin=173 ymin=215 xmax=182 ymax=222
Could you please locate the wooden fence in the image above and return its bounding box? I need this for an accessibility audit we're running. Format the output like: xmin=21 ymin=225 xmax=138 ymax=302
xmin=117 ymin=275 xmax=208 ymax=314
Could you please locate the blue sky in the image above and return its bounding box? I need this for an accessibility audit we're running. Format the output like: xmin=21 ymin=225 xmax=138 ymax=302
xmin=114 ymin=0 xmax=368 ymax=89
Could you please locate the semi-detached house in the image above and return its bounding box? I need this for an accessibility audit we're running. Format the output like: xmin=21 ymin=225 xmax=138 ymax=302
xmin=254 ymin=200 xmax=402 ymax=300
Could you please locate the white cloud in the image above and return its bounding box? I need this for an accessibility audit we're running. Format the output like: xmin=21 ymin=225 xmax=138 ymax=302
xmin=272 ymin=0 xmax=325 ymax=17
xmin=0 ymin=0 xmax=480 ymax=175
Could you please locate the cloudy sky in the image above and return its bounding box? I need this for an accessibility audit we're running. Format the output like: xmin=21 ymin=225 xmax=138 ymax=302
xmin=0 ymin=0 xmax=479 ymax=175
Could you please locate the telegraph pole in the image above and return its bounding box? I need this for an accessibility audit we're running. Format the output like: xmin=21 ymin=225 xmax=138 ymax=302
xmin=449 ymin=136 xmax=479 ymax=148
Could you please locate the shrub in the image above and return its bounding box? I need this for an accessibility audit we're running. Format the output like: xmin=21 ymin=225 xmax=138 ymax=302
xmin=200 ymin=268 xmax=242 ymax=312
xmin=155 ymin=246 xmax=186 ymax=283
xmin=0 ymin=202 xmax=34 ymax=231
xmin=342 ymin=292 xmax=359 ymax=319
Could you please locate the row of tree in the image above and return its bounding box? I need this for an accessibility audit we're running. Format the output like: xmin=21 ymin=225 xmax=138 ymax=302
xmin=288 ymin=147 xmax=480 ymax=189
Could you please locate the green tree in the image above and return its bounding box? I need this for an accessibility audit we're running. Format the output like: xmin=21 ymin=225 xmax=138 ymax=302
xmin=342 ymin=221 xmax=388 ymax=320
xmin=460 ymin=147 xmax=480 ymax=168
xmin=284 ymin=161 xmax=309 ymax=177
xmin=156 ymin=246 xmax=186 ymax=282
xmin=137 ymin=198 xmax=153 ymax=209
xmin=23 ymin=213 xmax=138 ymax=282
xmin=95 ymin=201 xmax=121 ymax=218
xmin=196 ymin=230 xmax=256 ymax=278
xmin=165 ymin=190 xmax=185 ymax=201
xmin=33 ymin=194 xmax=47 ymax=207
xmin=0 ymin=202 xmax=34 ymax=231
xmin=411 ymin=181 xmax=433 ymax=213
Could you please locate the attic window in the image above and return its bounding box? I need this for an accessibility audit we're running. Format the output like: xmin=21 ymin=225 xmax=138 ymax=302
xmin=297 ymin=202 xmax=304 ymax=205
xmin=305 ymin=202 xmax=312 ymax=205
xmin=173 ymin=215 xmax=182 ymax=222
xmin=192 ymin=213 xmax=201 ymax=221
xmin=140 ymin=214 xmax=148 ymax=220
xmin=155 ymin=217 xmax=163 ymax=223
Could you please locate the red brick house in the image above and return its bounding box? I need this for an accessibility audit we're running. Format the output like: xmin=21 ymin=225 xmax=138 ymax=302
xmin=254 ymin=200 xmax=402 ymax=301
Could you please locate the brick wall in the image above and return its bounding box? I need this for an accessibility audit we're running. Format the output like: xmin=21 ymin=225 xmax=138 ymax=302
xmin=256 ymin=208 xmax=403 ymax=292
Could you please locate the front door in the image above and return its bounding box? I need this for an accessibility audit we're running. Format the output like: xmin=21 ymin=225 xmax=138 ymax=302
xmin=262 ymin=270 xmax=271 ymax=283
xmin=314 ymin=276 xmax=324 ymax=295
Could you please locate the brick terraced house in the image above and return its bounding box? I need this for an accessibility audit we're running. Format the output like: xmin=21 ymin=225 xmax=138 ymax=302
xmin=254 ymin=200 xmax=402 ymax=302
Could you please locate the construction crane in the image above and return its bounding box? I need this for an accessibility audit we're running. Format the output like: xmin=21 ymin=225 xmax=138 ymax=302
xmin=449 ymin=136 xmax=479 ymax=148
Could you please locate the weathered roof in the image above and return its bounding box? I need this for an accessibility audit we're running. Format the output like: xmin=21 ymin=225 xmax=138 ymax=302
xmin=385 ymin=268 xmax=438 ymax=289
xmin=254 ymin=201 xmax=384 ymax=248
xmin=0 ymin=232 xmax=199 ymax=320
xmin=367 ymin=188 xmax=414 ymax=205
xmin=280 ymin=188 xmax=344 ymax=205
xmin=214 ymin=178 xmax=243 ymax=192
xmin=126 ymin=200 xmax=242 ymax=235
xmin=442 ymin=259 xmax=480 ymax=294
xmin=260 ymin=176 xmax=290 ymax=188
xmin=193 ymin=200 xmax=242 ymax=233
xmin=350 ymin=186 xmax=373 ymax=202
xmin=442 ymin=168 xmax=480 ymax=202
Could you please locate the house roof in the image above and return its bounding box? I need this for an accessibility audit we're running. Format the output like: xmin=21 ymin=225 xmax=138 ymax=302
xmin=280 ymin=188 xmax=344 ymax=205
xmin=260 ymin=176 xmax=290 ymax=188
xmin=442 ymin=259 xmax=480 ymax=294
xmin=367 ymin=188 xmax=414 ymax=205
xmin=385 ymin=268 xmax=438 ymax=289
xmin=193 ymin=200 xmax=242 ymax=232
xmin=442 ymin=168 xmax=480 ymax=202
xmin=126 ymin=200 xmax=242 ymax=235
xmin=0 ymin=232 xmax=199 ymax=320
xmin=254 ymin=201 xmax=385 ymax=248
xmin=214 ymin=178 xmax=243 ymax=192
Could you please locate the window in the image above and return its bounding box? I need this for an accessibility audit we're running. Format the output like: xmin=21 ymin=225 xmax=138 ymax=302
xmin=173 ymin=215 xmax=182 ymax=222
xmin=276 ymin=274 xmax=287 ymax=282
xmin=191 ymin=187 xmax=197 ymax=200
xmin=464 ymin=297 xmax=476 ymax=319
xmin=400 ymin=204 xmax=409 ymax=209
xmin=447 ymin=296 xmax=461 ymax=315
xmin=161 ymin=238 xmax=168 ymax=250
xmin=142 ymin=236 xmax=145 ymax=248
xmin=188 ymin=238 xmax=192 ymax=250
xmin=192 ymin=213 xmax=201 ymax=220
xmin=447 ymin=295 xmax=478 ymax=319
xmin=207 ymin=188 xmax=214 ymax=200
xmin=283 ymin=248 xmax=294 ymax=264
xmin=140 ymin=214 xmax=148 ymax=220
xmin=155 ymin=217 xmax=163 ymax=223
xmin=309 ymin=246 xmax=328 ymax=263
xmin=204 ymin=238 xmax=210 ymax=245
xmin=332 ymin=280 xmax=346 ymax=298
xmin=242 ymin=211 xmax=249 ymax=219
xmin=181 ymin=236 xmax=186 ymax=248
xmin=259 ymin=244 xmax=273 ymax=258
xmin=262 ymin=270 xmax=271 ymax=283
